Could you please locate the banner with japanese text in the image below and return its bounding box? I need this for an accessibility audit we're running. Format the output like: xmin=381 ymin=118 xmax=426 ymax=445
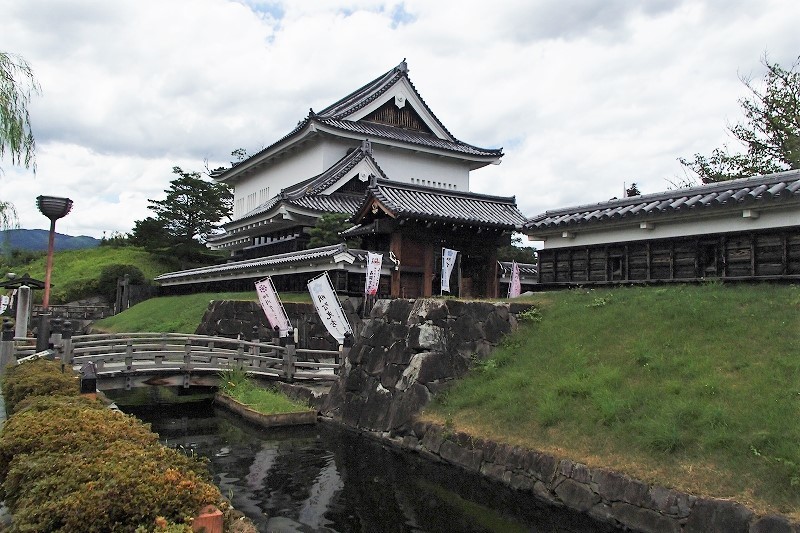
xmin=307 ymin=272 xmax=352 ymax=344
xmin=509 ymin=261 xmax=521 ymax=298
xmin=255 ymin=277 xmax=292 ymax=335
xmin=0 ymin=295 xmax=8 ymax=314
xmin=441 ymin=248 xmax=459 ymax=293
xmin=364 ymin=252 xmax=383 ymax=296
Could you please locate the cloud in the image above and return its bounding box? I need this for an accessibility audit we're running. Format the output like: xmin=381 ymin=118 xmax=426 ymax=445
xmin=1 ymin=0 xmax=799 ymax=239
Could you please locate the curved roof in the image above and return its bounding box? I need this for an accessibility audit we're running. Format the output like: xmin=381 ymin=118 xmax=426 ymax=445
xmin=212 ymin=60 xmax=502 ymax=183
xmin=356 ymin=178 xmax=526 ymax=229
xmin=526 ymin=170 xmax=800 ymax=231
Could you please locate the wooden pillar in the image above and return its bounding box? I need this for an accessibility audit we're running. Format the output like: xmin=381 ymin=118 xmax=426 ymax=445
xmin=423 ymin=242 xmax=434 ymax=297
xmin=485 ymin=246 xmax=499 ymax=298
xmin=390 ymin=232 xmax=402 ymax=297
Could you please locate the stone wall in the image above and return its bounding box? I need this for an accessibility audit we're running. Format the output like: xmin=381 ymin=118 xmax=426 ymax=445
xmin=195 ymin=298 xmax=363 ymax=350
xmin=322 ymin=298 xmax=529 ymax=434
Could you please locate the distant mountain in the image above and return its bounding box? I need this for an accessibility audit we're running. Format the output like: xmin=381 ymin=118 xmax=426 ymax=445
xmin=0 ymin=229 xmax=101 ymax=251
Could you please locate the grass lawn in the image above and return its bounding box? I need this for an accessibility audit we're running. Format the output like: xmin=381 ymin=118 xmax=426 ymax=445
xmin=425 ymin=282 xmax=800 ymax=517
xmin=219 ymin=368 xmax=312 ymax=415
xmin=93 ymin=291 xmax=310 ymax=333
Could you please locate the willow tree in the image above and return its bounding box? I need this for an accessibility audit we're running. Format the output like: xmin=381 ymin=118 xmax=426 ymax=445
xmin=1 ymin=52 xmax=40 ymax=229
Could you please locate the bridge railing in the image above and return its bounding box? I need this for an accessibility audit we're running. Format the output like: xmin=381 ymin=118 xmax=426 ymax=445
xmin=64 ymin=333 xmax=343 ymax=385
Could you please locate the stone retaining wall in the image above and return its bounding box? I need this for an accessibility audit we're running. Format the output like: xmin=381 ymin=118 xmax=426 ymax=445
xmin=195 ymin=299 xmax=362 ymax=350
xmin=321 ymin=298 xmax=529 ymax=434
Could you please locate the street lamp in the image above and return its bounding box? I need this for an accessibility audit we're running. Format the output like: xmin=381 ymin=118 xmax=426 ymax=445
xmin=35 ymin=196 xmax=72 ymax=353
xmin=36 ymin=195 xmax=73 ymax=309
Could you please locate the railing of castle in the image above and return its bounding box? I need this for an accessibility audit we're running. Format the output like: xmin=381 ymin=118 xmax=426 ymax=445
xmin=1 ymin=325 xmax=345 ymax=385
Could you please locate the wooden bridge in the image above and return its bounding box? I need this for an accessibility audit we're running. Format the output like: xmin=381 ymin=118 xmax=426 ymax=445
xmin=3 ymin=329 xmax=345 ymax=392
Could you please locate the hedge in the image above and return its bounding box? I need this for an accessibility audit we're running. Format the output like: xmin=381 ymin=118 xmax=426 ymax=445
xmin=0 ymin=360 xmax=224 ymax=532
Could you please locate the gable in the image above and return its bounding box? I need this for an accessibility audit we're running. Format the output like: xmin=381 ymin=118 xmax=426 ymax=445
xmin=361 ymin=99 xmax=434 ymax=134
xmin=319 ymin=155 xmax=385 ymax=196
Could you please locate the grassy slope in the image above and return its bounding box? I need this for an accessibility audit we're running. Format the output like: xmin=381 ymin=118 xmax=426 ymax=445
xmin=425 ymin=283 xmax=800 ymax=516
xmin=2 ymin=246 xmax=173 ymax=304
xmin=93 ymin=291 xmax=310 ymax=333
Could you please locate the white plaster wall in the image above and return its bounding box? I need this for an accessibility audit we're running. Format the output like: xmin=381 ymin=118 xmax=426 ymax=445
xmin=371 ymin=145 xmax=471 ymax=190
xmin=536 ymin=207 xmax=800 ymax=249
xmin=233 ymin=144 xmax=329 ymax=218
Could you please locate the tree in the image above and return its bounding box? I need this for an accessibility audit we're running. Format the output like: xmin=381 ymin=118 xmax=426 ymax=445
xmin=146 ymin=167 xmax=232 ymax=244
xmin=497 ymin=234 xmax=538 ymax=264
xmin=1 ymin=52 xmax=40 ymax=231
xmin=132 ymin=167 xmax=232 ymax=264
xmin=679 ymin=55 xmax=800 ymax=183
xmin=307 ymin=212 xmax=357 ymax=248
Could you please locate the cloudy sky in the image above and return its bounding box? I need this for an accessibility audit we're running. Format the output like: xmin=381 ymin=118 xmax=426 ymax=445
xmin=1 ymin=0 xmax=799 ymax=239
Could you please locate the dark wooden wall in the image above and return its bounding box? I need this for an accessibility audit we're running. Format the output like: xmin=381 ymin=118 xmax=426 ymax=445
xmin=538 ymin=229 xmax=800 ymax=285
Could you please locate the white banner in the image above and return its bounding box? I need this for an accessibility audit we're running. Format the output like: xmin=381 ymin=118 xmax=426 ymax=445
xmin=364 ymin=252 xmax=383 ymax=296
xmin=509 ymin=261 xmax=521 ymax=298
xmin=255 ymin=277 xmax=292 ymax=335
xmin=441 ymin=248 xmax=459 ymax=293
xmin=308 ymin=272 xmax=352 ymax=344
xmin=0 ymin=295 xmax=8 ymax=314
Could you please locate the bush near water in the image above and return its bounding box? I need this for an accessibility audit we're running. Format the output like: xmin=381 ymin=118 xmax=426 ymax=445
xmin=0 ymin=359 xmax=223 ymax=532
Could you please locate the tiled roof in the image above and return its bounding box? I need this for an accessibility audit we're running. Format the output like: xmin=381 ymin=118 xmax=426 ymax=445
xmin=526 ymin=170 xmax=800 ymax=231
xmin=227 ymin=146 xmax=376 ymax=224
xmin=498 ymin=261 xmax=538 ymax=278
xmin=211 ymin=61 xmax=501 ymax=181
xmin=155 ymin=244 xmax=361 ymax=282
xmin=364 ymin=179 xmax=526 ymax=229
xmin=315 ymin=119 xmax=501 ymax=157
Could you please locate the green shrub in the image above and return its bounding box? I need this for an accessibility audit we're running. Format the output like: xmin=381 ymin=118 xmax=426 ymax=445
xmin=0 ymin=365 xmax=222 ymax=532
xmin=1 ymin=359 xmax=78 ymax=414
xmin=5 ymin=443 xmax=219 ymax=532
xmin=0 ymin=402 xmax=160 ymax=485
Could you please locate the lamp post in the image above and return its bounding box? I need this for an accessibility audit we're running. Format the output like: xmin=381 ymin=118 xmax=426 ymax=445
xmin=35 ymin=195 xmax=72 ymax=352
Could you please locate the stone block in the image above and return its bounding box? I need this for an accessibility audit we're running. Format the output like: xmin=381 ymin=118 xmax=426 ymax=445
xmin=483 ymin=311 xmax=512 ymax=343
xmin=344 ymin=368 xmax=367 ymax=392
xmin=648 ymin=485 xmax=694 ymax=518
xmin=370 ymin=299 xmax=392 ymax=319
xmin=396 ymin=352 xmax=430 ymax=391
xmin=553 ymin=478 xmax=601 ymax=513
xmin=215 ymin=318 xmax=243 ymax=337
xmin=341 ymin=392 xmax=365 ymax=427
xmin=611 ymin=501 xmax=681 ymax=533
xmin=411 ymin=298 xmax=448 ymax=323
xmin=526 ymin=451 xmax=557 ymax=483
xmin=451 ymin=314 xmax=480 ymax=342
xmin=420 ymin=424 xmax=446 ymax=454
xmin=593 ymin=469 xmax=650 ymax=505
xmin=408 ymin=323 xmax=445 ymax=351
xmin=363 ymin=345 xmax=389 ymax=376
xmin=749 ymin=514 xmax=796 ymax=533
xmin=362 ymin=320 xmax=391 ymax=347
xmin=480 ymin=462 xmax=507 ymax=482
xmin=386 ymin=340 xmax=414 ymax=365
xmin=570 ymin=462 xmax=592 ymax=484
xmin=386 ymin=383 xmax=431 ymax=432
xmin=533 ymin=480 xmax=561 ymax=507
xmin=358 ymin=381 xmax=394 ymax=431
xmin=509 ymin=472 xmax=535 ymax=491
xmin=684 ymin=498 xmax=754 ymax=533
xmin=416 ymin=351 xmax=469 ymax=384
xmin=386 ymin=298 xmax=413 ymax=323
xmin=494 ymin=304 xmax=510 ymax=322
xmin=439 ymin=439 xmax=483 ymax=472
xmin=379 ymin=363 xmax=404 ymax=389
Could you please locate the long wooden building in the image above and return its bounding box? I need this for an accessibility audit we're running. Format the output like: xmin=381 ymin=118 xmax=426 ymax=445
xmin=525 ymin=170 xmax=800 ymax=286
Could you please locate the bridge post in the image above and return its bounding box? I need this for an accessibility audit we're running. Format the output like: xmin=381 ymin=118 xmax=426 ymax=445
xmin=250 ymin=325 xmax=260 ymax=359
xmin=340 ymin=332 xmax=353 ymax=367
xmin=284 ymin=328 xmax=296 ymax=382
xmin=60 ymin=320 xmax=73 ymax=371
xmin=125 ymin=340 xmax=133 ymax=371
xmin=184 ymin=341 xmax=192 ymax=371
xmin=49 ymin=318 xmax=63 ymax=359
xmin=0 ymin=319 xmax=16 ymax=377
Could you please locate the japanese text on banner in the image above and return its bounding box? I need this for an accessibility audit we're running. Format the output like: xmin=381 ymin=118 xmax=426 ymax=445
xmin=307 ymin=273 xmax=352 ymax=344
xmin=441 ymin=248 xmax=458 ymax=293
xmin=255 ymin=277 xmax=292 ymax=335
xmin=365 ymin=252 xmax=383 ymax=296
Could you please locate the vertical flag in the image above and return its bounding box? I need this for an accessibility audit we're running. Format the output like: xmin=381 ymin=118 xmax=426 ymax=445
xmin=364 ymin=252 xmax=383 ymax=296
xmin=0 ymin=295 xmax=8 ymax=314
xmin=509 ymin=261 xmax=521 ymax=298
xmin=308 ymin=272 xmax=353 ymax=344
xmin=254 ymin=276 xmax=292 ymax=335
xmin=441 ymin=248 xmax=459 ymax=293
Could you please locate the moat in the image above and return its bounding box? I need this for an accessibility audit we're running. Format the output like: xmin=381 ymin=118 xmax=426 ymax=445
xmin=129 ymin=401 xmax=621 ymax=532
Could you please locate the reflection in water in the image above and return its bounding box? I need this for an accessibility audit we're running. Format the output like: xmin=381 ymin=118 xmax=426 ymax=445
xmin=129 ymin=402 xmax=621 ymax=533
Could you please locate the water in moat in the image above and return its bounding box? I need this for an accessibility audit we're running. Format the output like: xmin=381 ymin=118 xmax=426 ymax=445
xmin=128 ymin=402 xmax=622 ymax=533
